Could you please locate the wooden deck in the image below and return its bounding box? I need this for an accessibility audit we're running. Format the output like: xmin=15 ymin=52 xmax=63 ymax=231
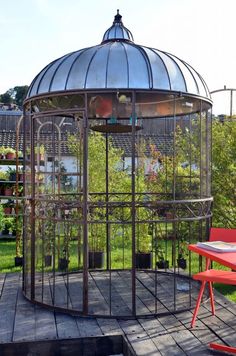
xmin=0 ymin=273 xmax=236 ymax=355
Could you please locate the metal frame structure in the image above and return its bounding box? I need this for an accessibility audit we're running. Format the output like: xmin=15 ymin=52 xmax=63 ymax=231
xmin=22 ymin=12 xmax=213 ymax=318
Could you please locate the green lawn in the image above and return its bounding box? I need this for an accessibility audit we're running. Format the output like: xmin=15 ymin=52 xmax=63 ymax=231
xmin=0 ymin=240 xmax=236 ymax=303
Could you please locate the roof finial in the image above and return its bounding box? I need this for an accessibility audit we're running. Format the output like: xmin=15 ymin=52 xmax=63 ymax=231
xmin=114 ymin=9 xmax=122 ymax=23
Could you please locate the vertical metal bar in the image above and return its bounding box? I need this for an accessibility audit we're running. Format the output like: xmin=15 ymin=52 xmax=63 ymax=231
xmin=131 ymin=91 xmax=136 ymax=316
xmin=230 ymin=89 xmax=233 ymax=118
xmin=199 ymin=100 xmax=203 ymax=198
xmin=82 ymin=102 xmax=89 ymax=315
xmin=22 ymin=109 xmax=26 ymax=293
xmin=30 ymin=114 xmax=36 ymax=300
xmin=172 ymin=95 xmax=177 ymax=311
xmin=105 ymin=132 xmax=110 ymax=270
xmin=105 ymin=130 xmax=111 ymax=314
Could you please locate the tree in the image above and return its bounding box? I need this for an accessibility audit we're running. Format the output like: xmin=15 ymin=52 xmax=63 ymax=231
xmin=0 ymin=91 xmax=12 ymax=104
xmin=0 ymin=85 xmax=28 ymax=107
xmin=14 ymin=86 xmax=28 ymax=107
xmin=211 ymin=118 xmax=236 ymax=227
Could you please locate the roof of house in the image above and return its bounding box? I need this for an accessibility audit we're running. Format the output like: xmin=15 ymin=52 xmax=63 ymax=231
xmin=0 ymin=131 xmax=173 ymax=157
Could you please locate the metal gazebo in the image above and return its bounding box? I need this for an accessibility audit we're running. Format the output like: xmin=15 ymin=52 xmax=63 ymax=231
xmin=23 ymin=10 xmax=213 ymax=318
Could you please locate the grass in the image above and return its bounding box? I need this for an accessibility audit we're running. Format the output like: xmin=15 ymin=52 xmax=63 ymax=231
xmin=0 ymin=239 xmax=236 ymax=302
xmin=0 ymin=240 xmax=22 ymax=273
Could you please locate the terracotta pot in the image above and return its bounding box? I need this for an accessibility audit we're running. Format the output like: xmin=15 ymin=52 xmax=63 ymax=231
xmin=6 ymin=152 xmax=16 ymax=160
xmin=4 ymin=207 xmax=12 ymax=215
xmin=4 ymin=187 xmax=13 ymax=196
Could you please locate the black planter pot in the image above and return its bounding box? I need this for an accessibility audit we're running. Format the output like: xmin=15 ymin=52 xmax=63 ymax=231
xmin=2 ymin=228 xmax=9 ymax=236
xmin=89 ymin=251 xmax=104 ymax=269
xmin=135 ymin=252 xmax=152 ymax=269
xmin=177 ymin=258 xmax=187 ymax=270
xmin=156 ymin=260 xmax=169 ymax=269
xmin=15 ymin=256 xmax=23 ymax=267
xmin=9 ymin=173 xmax=16 ymax=181
xmin=59 ymin=258 xmax=69 ymax=271
xmin=45 ymin=255 xmax=52 ymax=267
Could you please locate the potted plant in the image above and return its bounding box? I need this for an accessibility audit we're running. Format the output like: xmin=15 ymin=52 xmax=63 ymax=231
xmin=135 ymin=234 xmax=152 ymax=269
xmin=15 ymin=218 xmax=23 ymax=266
xmin=88 ymin=223 xmax=105 ymax=269
xmin=18 ymin=150 xmax=23 ymax=159
xmin=5 ymin=147 xmax=16 ymax=160
xmin=44 ymin=218 xmax=54 ymax=267
xmin=2 ymin=217 xmax=14 ymax=236
xmin=0 ymin=171 xmax=8 ymax=181
xmin=35 ymin=145 xmax=45 ymax=162
xmin=3 ymin=183 xmax=14 ymax=196
xmin=156 ymin=244 xmax=169 ymax=269
xmin=0 ymin=147 xmax=6 ymax=159
xmin=17 ymin=167 xmax=24 ymax=182
xmin=7 ymin=167 xmax=17 ymax=181
xmin=58 ymin=217 xmax=71 ymax=271
xmin=3 ymin=200 xmax=14 ymax=215
xmin=17 ymin=185 xmax=24 ymax=197
xmin=0 ymin=206 xmax=5 ymax=234
xmin=177 ymin=238 xmax=188 ymax=270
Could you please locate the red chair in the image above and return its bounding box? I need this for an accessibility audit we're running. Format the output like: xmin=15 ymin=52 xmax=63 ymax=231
xmin=191 ymin=227 xmax=236 ymax=328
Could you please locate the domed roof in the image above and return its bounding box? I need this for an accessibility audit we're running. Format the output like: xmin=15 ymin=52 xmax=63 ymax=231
xmin=26 ymin=11 xmax=210 ymax=100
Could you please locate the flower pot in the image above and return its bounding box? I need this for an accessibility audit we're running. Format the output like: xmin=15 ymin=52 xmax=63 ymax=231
xmin=59 ymin=257 xmax=69 ymax=270
xmin=35 ymin=154 xmax=44 ymax=162
xmin=156 ymin=260 xmax=169 ymax=269
xmin=4 ymin=187 xmax=13 ymax=196
xmin=6 ymin=152 xmax=15 ymax=160
xmin=135 ymin=252 xmax=152 ymax=269
xmin=9 ymin=173 xmax=16 ymax=181
xmin=45 ymin=255 xmax=52 ymax=267
xmin=4 ymin=207 xmax=12 ymax=215
xmin=89 ymin=251 xmax=104 ymax=269
xmin=2 ymin=228 xmax=9 ymax=235
xmin=177 ymin=258 xmax=187 ymax=270
xmin=15 ymin=256 xmax=23 ymax=267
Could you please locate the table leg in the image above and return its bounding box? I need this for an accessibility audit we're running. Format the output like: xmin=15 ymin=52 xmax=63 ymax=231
xmin=210 ymin=342 xmax=236 ymax=354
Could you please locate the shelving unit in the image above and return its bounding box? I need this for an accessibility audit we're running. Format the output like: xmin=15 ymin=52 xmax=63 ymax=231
xmin=0 ymin=157 xmax=23 ymax=240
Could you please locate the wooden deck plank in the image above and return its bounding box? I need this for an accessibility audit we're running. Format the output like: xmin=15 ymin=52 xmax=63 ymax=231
xmin=171 ymin=328 xmax=214 ymax=356
xmin=35 ymin=305 xmax=57 ymax=340
xmin=114 ymin=271 xmax=152 ymax=316
xmin=137 ymin=317 xmax=186 ymax=356
xmin=0 ymin=273 xmax=6 ymax=297
xmin=55 ymin=313 xmax=81 ymax=339
xmin=13 ymin=287 xmax=36 ymax=342
xmin=126 ymin=332 xmax=162 ymax=356
xmin=0 ymin=272 xmax=236 ymax=356
xmin=91 ymin=271 xmax=132 ymax=316
xmin=0 ymin=274 xmax=20 ymax=343
xmin=52 ymin=274 xmax=72 ymax=309
xmin=62 ymin=273 xmax=83 ymax=311
xmin=75 ymin=317 xmax=103 ymax=337
xmin=97 ymin=318 xmax=124 ymax=336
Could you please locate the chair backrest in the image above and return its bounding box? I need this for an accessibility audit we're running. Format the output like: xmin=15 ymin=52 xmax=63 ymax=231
xmin=210 ymin=227 xmax=236 ymax=242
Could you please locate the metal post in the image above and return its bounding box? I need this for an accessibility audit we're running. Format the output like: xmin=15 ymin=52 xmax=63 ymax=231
xmin=82 ymin=106 xmax=89 ymax=315
xmin=131 ymin=91 xmax=136 ymax=316
xmin=30 ymin=113 xmax=36 ymax=300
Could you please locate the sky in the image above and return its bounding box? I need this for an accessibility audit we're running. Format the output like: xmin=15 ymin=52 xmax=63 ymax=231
xmin=0 ymin=0 xmax=236 ymax=114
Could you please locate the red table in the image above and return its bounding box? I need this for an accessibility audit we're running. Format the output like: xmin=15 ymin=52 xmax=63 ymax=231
xmin=188 ymin=244 xmax=236 ymax=354
xmin=188 ymin=244 xmax=236 ymax=270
